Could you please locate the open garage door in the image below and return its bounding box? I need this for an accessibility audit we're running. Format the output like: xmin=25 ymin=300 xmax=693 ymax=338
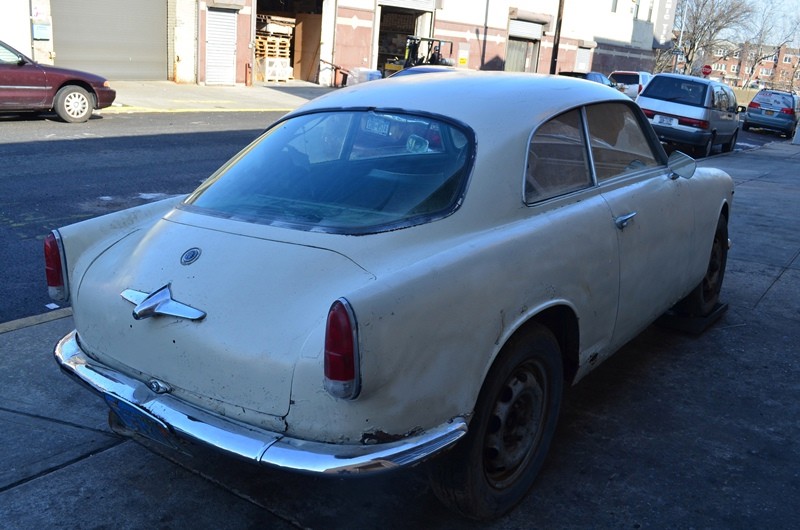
xmin=51 ymin=0 xmax=167 ymax=80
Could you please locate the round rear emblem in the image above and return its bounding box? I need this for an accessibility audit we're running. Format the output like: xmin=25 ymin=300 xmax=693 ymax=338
xmin=180 ymin=248 xmax=201 ymax=265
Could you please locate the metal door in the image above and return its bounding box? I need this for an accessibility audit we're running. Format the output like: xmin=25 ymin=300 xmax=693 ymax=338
xmin=206 ymin=9 xmax=237 ymax=85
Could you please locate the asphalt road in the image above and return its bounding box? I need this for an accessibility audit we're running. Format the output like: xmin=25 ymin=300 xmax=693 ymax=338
xmin=0 ymin=111 xmax=283 ymax=324
xmin=0 ymin=111 xmax=790 ymax=324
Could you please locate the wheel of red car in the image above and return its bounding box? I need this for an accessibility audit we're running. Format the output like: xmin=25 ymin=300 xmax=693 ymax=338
xmin=54 ymin=86 xmax=93 ymax=123
xmin=676 ymin=214 xmax=728 ymax=317
xmin=428 ymin=323 xmax=563 ymax=520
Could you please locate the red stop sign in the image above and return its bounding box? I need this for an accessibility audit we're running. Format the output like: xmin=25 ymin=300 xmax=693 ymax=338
xmin=701 ymin=64 xmax=712 ymax=76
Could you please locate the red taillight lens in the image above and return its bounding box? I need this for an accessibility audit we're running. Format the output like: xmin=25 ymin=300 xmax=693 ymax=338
xmin=748 ymin=101 xmax=760 ymax=109
xmin=677 ymin=117 xmax=709 ymax=129
xmin=641 ymin=108 xmax=655 ymax=118
xmin=44 ymin=231 xmax=68 ymax=301
xmin=780 ymin=107 xmax=795 ymax=116
xmin=324 ymin=299 xmax=360 ymax=399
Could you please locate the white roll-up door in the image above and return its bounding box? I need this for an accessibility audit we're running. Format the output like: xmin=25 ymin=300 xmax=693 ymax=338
xmin=206 ymin=9 xmax=237 ymax=85
xmin=50 ymin=0 xmax=167 ymax=80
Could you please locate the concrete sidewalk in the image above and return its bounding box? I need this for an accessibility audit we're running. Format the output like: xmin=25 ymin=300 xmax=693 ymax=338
xmin=103 ymin=80 xmax=336 ymax=114
xmin=2 ymin=141 xmax=799 ymax=528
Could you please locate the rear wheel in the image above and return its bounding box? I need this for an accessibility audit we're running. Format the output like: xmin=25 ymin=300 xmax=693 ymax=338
xmin=676 ymin=214 xmax=728 ymax=317
xmin=721 ymin=130 xmax=737 ymax=153
xmin=695 ymin=135 xmax=714 ymax=158
xmin=428 ymin=323 xmax=563 ymax=520
xmin=54 ymin=86 xmax=93 ymax=123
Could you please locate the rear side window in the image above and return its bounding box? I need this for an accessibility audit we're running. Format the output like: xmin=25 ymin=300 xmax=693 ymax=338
xmin=641 ymin=76 xmax=708 ymax=107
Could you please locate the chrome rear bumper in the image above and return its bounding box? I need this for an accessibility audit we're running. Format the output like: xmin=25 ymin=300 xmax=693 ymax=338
xmin=54 ymin=330 xmax=467 ymax=474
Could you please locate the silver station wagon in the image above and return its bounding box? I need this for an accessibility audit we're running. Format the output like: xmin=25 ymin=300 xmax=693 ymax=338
xmin=47 ymin=72 xmax=733 ymax=520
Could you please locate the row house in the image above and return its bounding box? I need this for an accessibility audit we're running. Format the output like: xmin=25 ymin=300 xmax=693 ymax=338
xmin=3 ymin=0 xmax=677 ymax=86
xmin=707 ymin=42 xmax=800 ymax=92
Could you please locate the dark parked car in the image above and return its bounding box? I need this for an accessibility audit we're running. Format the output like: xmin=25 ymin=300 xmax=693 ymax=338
xmin=558 ymin=71 xmax=616 ymax=89
xmin=741 ymin=88 xmax=799 ymax=138
xmin=0 ymin=40 xmax=116 ymax=123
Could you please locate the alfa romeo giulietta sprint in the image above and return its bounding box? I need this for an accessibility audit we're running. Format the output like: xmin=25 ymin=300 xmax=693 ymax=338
xmin=46 ymin=72 xmax=732 ymax=520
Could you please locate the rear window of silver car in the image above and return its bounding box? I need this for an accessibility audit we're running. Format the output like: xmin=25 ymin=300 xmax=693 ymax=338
xmin=640 ymin=76 xmax=708 ymax=107
xmin=751 ymin=90 xmax=795 ymax=109
xmin=183 ymin=110 xmax=473 ymax=234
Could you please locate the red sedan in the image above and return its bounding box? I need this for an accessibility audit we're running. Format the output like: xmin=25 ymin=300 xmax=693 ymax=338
xmin=0 ymin=40 xmax=116 ymax=123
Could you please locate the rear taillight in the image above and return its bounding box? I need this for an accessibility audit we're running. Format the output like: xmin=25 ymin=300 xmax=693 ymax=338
xmin=44 ymin=231 xmax=68 ymax=302
xmin=324 ymin=299 xmax=360 ymax=399
xmin=780 ymin=107 xmax=795 ymax=116
xmin=678 ymin=117 xmax=709 ymax=129
xmin=641 ymin=108 xmax=655 ymax=118
xmin=748 ymin=101 xmax=760 ymax=109
xmin=638 ymin=83 xmax=643 ymax=94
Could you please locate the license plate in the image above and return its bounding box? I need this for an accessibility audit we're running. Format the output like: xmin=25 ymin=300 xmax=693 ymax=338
xmin=655 ymin=114 xmax=677 ymax=127
xmin=765 ymin=110 xmax=775 ymax=116
xmin=105 ymin=395 xmax=180 ymax=450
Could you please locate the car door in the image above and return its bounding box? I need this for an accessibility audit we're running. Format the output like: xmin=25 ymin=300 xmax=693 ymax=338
xmin=525 ymin=107 xmax=621 ymax=360
xmin=0 ymin=42 xmax=47 ymax=109
xmin=584 ymin=102 xmax=695 ymax=352
xmin=712 ymin=84 xmax=737 ymax=141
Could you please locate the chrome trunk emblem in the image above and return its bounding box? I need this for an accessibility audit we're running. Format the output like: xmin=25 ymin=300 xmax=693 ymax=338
xmin=121 ymin=284 xmax=206 ymax=321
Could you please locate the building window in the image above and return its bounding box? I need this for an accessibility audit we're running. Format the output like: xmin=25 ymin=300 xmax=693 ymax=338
xmin=714 ymin=48 xmax=724 ymax=57
xmin=783 ymin=55 xmax=793 ymax=63
xmin=760 ymin=67 xmax=773 ymax=76
xmin=731 ymin=64 xmax=739 ymax=73
xmin=733 ymin=50 xmax=740 ymax=58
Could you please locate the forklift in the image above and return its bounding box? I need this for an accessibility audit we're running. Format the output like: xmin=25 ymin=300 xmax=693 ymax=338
xmin=384 ymin=35 xmax=455 ymax=75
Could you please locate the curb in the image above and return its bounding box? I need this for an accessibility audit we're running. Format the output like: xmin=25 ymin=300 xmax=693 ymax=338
xmin=0 ymin=307 xmax=73 ymax=334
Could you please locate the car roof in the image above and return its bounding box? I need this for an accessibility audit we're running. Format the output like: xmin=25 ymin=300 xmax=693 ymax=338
xmin=289 ymin=71 xmax=629 ymax=135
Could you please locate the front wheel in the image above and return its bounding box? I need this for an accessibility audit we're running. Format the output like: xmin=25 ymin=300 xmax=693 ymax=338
xmin=428 ymin=323 xmax=563 ymax=520
xmin=54 ymin=86 xmax=93 ymax=123
xmin=676 ymin=214 xmax=728 ymax=317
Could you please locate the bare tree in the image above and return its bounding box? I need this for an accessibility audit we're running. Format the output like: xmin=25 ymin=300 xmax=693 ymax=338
xmin=735 ymin=2 xmax=800 ymax=89
xmin=673 ymin=0 xmax=754 ymax=75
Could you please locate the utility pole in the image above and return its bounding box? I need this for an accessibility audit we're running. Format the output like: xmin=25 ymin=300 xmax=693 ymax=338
xmin=549 ymin=0 xmax=565 ymax=74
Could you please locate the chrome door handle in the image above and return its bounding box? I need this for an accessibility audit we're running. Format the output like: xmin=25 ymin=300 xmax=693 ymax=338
xmin=615 ymin=212 xmax=637 ymax=230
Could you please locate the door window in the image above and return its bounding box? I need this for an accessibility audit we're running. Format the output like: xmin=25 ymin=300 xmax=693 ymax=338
xmin=585 ymin=102 xmax=662 ymax=181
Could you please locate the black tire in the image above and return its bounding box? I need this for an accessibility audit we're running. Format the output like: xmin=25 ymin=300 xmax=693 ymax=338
xmin=695 ymin=135 xmax=714 ymax=158
xmin=428 ymin=323 xmax=563 ymax=520
xmin=676 ymin=214 xmax=728 ymax=317
xmin=721 ymin=130 xmax=737 ymax=153
xmin=54 ymin=86 xmax=93 ymax=123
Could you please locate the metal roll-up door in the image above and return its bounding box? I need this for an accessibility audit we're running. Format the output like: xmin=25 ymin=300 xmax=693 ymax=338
xmin=206 ymin=9 xmax=237 ymax=85
xmin=51 ymin=0 xmax=167 ymax=80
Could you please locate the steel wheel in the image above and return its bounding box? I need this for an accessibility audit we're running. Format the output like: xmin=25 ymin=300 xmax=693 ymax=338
xmin=428 ymin=323 xmax=563 ymax=520
xmin=483 ymin=359 xmax=546 ymax=489
xmin=676 ymin=214 xmax=728 ymax=317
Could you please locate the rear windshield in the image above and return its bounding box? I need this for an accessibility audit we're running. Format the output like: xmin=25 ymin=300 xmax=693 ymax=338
xmin=609 ymin=73 xmax=638 ymax=84
xmin=183 ymin=110 xmax=474 ymax=235
xmin=752 ymin=90 xmax=794 ymax=109
xmin=640 ymin=76 xmax=708 ymax=107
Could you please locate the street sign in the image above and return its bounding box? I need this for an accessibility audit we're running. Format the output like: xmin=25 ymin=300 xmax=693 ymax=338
xmin=701 ymin=64 xmax=712 ymax=76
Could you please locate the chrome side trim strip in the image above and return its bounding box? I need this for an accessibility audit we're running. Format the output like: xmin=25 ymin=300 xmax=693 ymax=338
xmin=54 ymin=330 xmax=467 ymax=474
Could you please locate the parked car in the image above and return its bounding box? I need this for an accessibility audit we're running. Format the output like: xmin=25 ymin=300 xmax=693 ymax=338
xmin=609 ymin=70 xmax=653 ymax=98
xmin=558 ymin=70 xmax=616 ymax=88
xmin=636 ymin=73 xmax=740 ymax=157
xmin=741 ymin=88 xmax=799 ymax=138
xmin=0 ymin=39 xmax=115 ymax=123
xmin=47 ymin=72 xmax=733 ymax=520
xmin=389 ymin=64 xmax=457 ymax=77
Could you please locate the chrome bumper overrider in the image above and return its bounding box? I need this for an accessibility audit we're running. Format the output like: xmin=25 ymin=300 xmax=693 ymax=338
xmin=54 ymin=330 xmax=467 ymax=474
